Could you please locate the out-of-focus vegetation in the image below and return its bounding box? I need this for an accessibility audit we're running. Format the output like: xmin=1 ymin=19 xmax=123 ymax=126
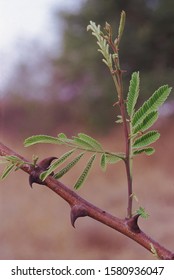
xmin=2 ymin=0 xmax=174 ymax=136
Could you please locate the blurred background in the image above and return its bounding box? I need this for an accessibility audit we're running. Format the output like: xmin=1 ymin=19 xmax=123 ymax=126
xmin=1 ymin=0 xmax=174 ymax=259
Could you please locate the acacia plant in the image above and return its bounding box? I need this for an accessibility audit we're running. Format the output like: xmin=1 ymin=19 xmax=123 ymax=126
xmin=0 ymin=11 xmax=173 ymax=259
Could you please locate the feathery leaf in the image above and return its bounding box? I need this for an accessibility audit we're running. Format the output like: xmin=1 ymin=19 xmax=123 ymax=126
xmin=40 ymin=149 xmax=76 ymax=181
xmin=133 ymin=131 xmax=160 ymax=149
xmin=74 ymin=154 xmax=96 ymax=189
xmin=133 ymin=111 xmax=158 ymax=134
xmin=78 ymin=133 xmax=103 ymax=151
xmin=54 ymin=153 xmax=84 ymax=179
xmin=24 ymin=135 xmax=61 ymax=147
xmin=105 ymin=153 xmax=125 ymax=164
xmin=127 ymin=72 xmax=140 ymax=117
xmin=87 ymin=21 xmax=113 ymax=69
xmin=132 ymin=85 xmax=171 ymax=127
xmin=1 ymin=164 xmax=15 ymax=180
xmin=133 ymin=147 xmax=155 ymax=156
xmin=73 ymin=137 xmax=94 ymax=150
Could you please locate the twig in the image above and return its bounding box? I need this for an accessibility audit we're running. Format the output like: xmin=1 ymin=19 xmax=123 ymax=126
xmin=0 ymin=141 xmax=174 ymax=260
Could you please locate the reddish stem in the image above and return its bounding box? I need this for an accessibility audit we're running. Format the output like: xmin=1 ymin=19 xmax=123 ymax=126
xmin=0 ymin=141 xmax=174 ymax=260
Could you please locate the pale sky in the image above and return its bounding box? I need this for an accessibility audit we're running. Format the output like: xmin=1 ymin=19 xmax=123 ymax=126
xmin=0 ymin=0 xmax=82 ymax=52
xmin=0 ymin=0 xmax=83 ymax=90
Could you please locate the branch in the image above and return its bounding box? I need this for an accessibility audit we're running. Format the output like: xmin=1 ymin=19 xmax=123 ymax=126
xmin=0 ymin=141 xmax=174 ymax=260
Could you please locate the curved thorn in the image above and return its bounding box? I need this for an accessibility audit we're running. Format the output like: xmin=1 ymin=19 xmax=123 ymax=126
xmin=125 ymin=214 xmax=141 ymax=233
xmin=38 ymin=157 xmax=57 ymax=170
xmin=29 ymin=157 xmax=57 ymax=187
xmin=70 ymin=205 xmax=88 ymax=228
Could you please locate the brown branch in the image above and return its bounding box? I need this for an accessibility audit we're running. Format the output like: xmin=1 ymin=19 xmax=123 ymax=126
xmin=0 ymin=141 xmax=174 ymax=260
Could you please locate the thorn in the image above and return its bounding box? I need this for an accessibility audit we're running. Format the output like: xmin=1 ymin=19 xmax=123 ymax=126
xmin=70 ymin=205 xmax=88 ymax=228
xmin=38 ymin=157 xmax=57 ymax=170
xmin=29 ymin=157 xmax=57 ymax=188
xmin=125 ymin=214 xmax=141 ymax=233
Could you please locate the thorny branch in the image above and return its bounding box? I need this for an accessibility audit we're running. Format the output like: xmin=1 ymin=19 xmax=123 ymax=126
xmin=0 ymin=141 xmax=174 ymax=260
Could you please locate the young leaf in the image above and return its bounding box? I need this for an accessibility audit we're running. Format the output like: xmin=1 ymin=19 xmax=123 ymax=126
xmin=133 ymin=131 xmax=160 ymax=149
xmin=118 ymin=10 xmax=126 ymax=41
xmin=132 ymin=85 xmax=172 ymax=127
xmin=133 ymin=111 xmax=158 ymax=134
xmin=136 ymin=207 xmax=149 ymax=219
xmin=127 ymin=72 xmax=140 ymax=117
xmin=133 ymin=147 xmax=155 ymax=156
xmin=74 ymin=154 xmax=96 ymax=190
xmin=100 ymin=153 xmax=106 ymax=171
xmin=1 ymin=164 xmax=15 ymax=180
xmin=78 ymin=133 xmax=103 ymax=151
xmin=87 ymin=21 xmax=113 ymax=69
xmin=54 ymin=153 xmax=84 ymax=179
xmin=24 ymin=135 xmax=61 ymax=147
xmin=40 ymin=149 xmax=76 ymax=181
xmin=115 ymin=115 xmax=123 ymax=123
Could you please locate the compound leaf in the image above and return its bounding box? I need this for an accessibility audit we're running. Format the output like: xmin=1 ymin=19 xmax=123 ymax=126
xmin=132 ymin=85 xmax=171 ymax=127
xmin=127 ymin=72 xmax=140 ymax=117
xmin=72 ymin=137 xmax=94 ymax=150
xmin=133 ymin=147 xmax=155 ymax=156
xmin=87 ymin=21 xmax=113 ymax=69
xmin=74 ymin=154 xmax=96 ymax=189
xmin=40 ymin=149 xmax=76 ymax=181
xmin=78 ymin=133 xmax=103 ymax=151
xmin=105 ymin=153 xmax=125 ymax=164
xmin=54 ymin=153 xmax=84 ymax=179
xmin=1 ymin=164 xmax=15 ymax=180
xmin=24 ymin=135 xmax=61 ymax=147
xmin=133 ymin=131 xmax=160 ymax=149
xmin=133 ymin=111 xmax=158 ymax=134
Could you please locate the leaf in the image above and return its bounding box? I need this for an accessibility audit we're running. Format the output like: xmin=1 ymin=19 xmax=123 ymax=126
xmin=24 ymin=135 xmax=61 ymax=147
xmin=57 ymin=133 xmax=67 ymax=139
xmin=136 ymin=207 xmax=149 ymax=219
xmin=133 ymin=147 xmax=155 ymax=156
xmin=133 ymin=131 xmax=160 ymax=149
xmin=132 ymin=85 xmax=172 ymax=127
xmin=74 ymin=154 xmax=96 ymax=189
xmin=100 ymin=153 xmax=106 ymax=171
xmin=73 ymin=137 xmax=94 ymax=150
xmin=133 ymin=111 xmax=158 ymax=134
xmin=78 ymin=133 xmax=103 ymax=151
xmin=40 ymin=149 xmax=76 ymax=181
xmin=87 ymin=21 xmax=113 ymax=69
xmin=115 ymin=115 xmax=123 ymax=123
xmin=1 ymin=164 xmax=15 ymax=180
xmin=105 ymin=153 xmax=125 ymax=164
xmin=118 ymin=10 xmax=126 ymax=41
xmin=127 ymin=72 xmax=140 ymax=117
xmin=2 ymin=155 xmax=24 ymax=164
xmin=54 ymin=153 xmax=84 ymax=179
